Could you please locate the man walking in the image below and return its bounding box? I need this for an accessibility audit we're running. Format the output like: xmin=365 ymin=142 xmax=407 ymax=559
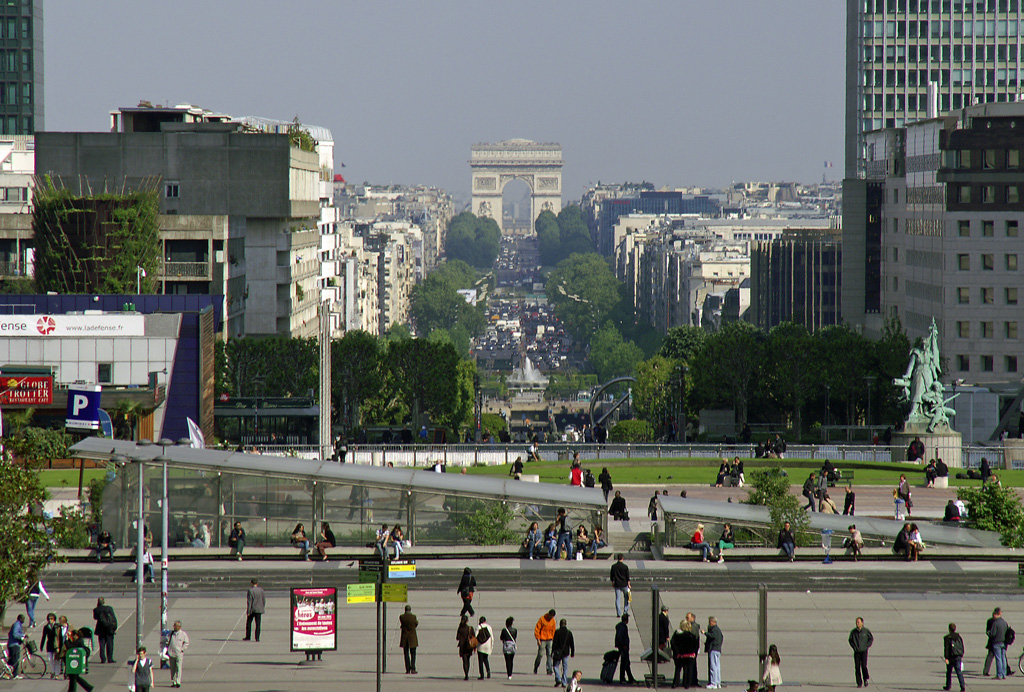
xmin=167 ymin=620 xmax=189 ymax=688
xmin=987 ymin=607 xmax=1010 ymax=679
xmin=802 ymin=472 xmax=817 ymax=511
xmin=943 ymin=623 xmax=966 ymax=692
xmin=92 ymin=597 xmax=117 ymax=664
xmin=705 ymin=616 xmax=723 ymax=689
xmin=848 ymin=617 xmax=873 ymax=688
xmin=615 ymin=614 xmax=638 ymax=684
xmin=657 ymin=606 xmax=671 ymax=651
xmin=399 ymin=605 xmax=418 ymax=674
xmin=533 ymin=609 xmax=556 ymax=676
xmin=244 ymin=578 xmax=265 ymax=642
xmin=610 ymin=554 xmax=631 ymax=616
xmin=551 ymin=618 xmax=575 ymax=688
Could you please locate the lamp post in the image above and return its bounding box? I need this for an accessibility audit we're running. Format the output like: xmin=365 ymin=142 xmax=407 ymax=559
xmin=864 ymin=375 xmax=876 ymax=434
xmin=130 ymin=440 xmax=152 ymax=651
xmin=136 ymin=266 xmax=146 ymax=295
xmin=155 ymin=437 xmax=174 ymax=667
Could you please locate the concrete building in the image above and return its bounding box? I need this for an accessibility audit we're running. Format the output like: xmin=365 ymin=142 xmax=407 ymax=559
xmin=866 ymin=102 xmax=1024 ymax=385
xmin=593 ymin=189 xmax=721 ymax=256
xmin=0 ymin=134 xmax=34 ymax=278
xmin=844 ymin=0 xmax=1024 ymax=333
xmin=0 ymin=1 xmax=42 ymax=135
xmin=33 ymin=104 xmax=322 ymax=338
xmin=750 ymin=228 xmax=843 ymax=331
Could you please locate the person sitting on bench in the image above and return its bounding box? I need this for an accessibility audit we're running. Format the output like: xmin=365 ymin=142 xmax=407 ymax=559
xmin=943 ymin=499 xmax=962 ymax=523
xmin=96 ymin=530 xmax=115 ymax=562
xmin=844 ymin=525 xmax=863 ymax=560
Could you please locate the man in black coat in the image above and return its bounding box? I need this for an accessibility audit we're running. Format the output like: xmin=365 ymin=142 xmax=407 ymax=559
xmin=92 ymin=597 xmax=117 ymax=664
xmin=943 ymin=623 xmax=966 ymax=692
xmin=848 ymin=617 xmax=874 ymax=688
xmin=615 ymin=615 xmax=637 ymax=684
xmin=551 ymin=618 xmax=575 ymax=688
xmin=657 ymin=606 xmax=671 ymax=650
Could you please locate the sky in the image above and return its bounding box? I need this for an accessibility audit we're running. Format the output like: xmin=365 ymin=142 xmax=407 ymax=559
xmin=45 ymin=1 xmax=845 ymax=203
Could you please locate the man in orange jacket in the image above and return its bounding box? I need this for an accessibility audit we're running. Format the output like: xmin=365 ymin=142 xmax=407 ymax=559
xmin=533 ymin=609 xmax=556 ymax=675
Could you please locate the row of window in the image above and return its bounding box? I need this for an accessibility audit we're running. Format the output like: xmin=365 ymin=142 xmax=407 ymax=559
xmin=0 ymin=114 xmax=30 ymax=135
xmin=955 ymin=183 xmax=1024 ymax=203
xmin=957 ymin=218 xmax=1019 ymax=235
xmin=892 ymin=218 xmax=1020 ymax=236
xmin=956 ymin=252 xmax=1018 ymax=269
xmin=865 ymin=18 xmax=1021 ymax=39
xmin=0 ymin=17 xmax=29 ymax=41
xmin=863 ymin=67 xmax=1020 ymax=90
xmin=0 ymin=186 xmax=27 ymax=202
xmin=865 ymin=0 xmax=1022 ymax=15
xmin=956 ymin=353 xmax=1018 ymax=372
xmin=953 ymin=148 xmax=1021 ymax=168
xmin=957 ymin=285 xmax=1019 ymax=302
xmin=957 ymin=319 xmax=1018 ymax=336
xmin=864 ymin=43 xmax=1020 ymax=64
xmin=0 ymin=49 xmax=30 ymax=74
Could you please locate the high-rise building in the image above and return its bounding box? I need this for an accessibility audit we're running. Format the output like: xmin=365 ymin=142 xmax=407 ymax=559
xmin=0 ymin=1 xmax=42 ymax=135
xmin=750 ymin=229 xmax=843 ymax=332
xmin=844 ymin=0 xmax=1024 ymax=335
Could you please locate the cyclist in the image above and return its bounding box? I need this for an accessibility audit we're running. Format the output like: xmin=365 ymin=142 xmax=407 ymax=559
xmin=6 ymin=614 xmax=26 ymax=678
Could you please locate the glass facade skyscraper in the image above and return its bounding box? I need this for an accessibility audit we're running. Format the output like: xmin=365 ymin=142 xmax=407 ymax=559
xmin=0 ymin=0 xmax=41 ymax=135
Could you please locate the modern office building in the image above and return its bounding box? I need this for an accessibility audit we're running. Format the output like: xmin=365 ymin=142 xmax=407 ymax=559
xmin=0 ymin=1 xmax=42 ymax=135
xmin=865 ymin=101 xmax=1024 ymax=384
xmin=593 ymin=190 xmax=721 ymax=256
xmin=844 ymin=0 xmax=1024 ymax=334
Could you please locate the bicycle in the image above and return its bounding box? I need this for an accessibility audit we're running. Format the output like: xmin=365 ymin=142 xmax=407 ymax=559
xmin=1018 ymin=647 xmax=1024 ymax=675
xmin=0 ymin=641 xmax=47 ymax=679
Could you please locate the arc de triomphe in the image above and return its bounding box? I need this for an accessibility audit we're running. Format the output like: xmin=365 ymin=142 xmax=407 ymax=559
xmin=470 ymin=139 xmax=562 ymax=231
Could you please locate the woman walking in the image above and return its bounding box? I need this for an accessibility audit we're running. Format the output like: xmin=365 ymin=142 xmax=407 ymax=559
xmin=456 ymin=615 xmax=475 ymax=680
xmin=499 ymin=616 xmax=518 ymax=679
xmin=598 ymin=467 xmax=613 ymax=502
xmin=897 ymin=474 xmax=913 ymax=516
xmin=475 ymin=616 xmax=493 ymax=679
xmin=457 ymin=567 xmax=476 ymax=617
xmin=40 ymin=612 xmax=59 ymax=678
xmin=762 ymin=644 xmax=782 ymax=692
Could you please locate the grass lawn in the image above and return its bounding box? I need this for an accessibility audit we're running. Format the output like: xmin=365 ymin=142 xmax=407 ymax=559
xmin=464 ymin=457 xmax=1024 ymax=488
xmin=40 ymin=468 xmax=107 ymax=490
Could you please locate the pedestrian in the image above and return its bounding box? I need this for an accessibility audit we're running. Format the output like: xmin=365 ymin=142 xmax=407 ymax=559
xmin=456 ymin=615 xmax=474 ymax=681
xmin=566 ymin=669 xmax=584 ymax=692
xmin=533 ymin=609 xmax=556 ymax=675
xmin=943 ymin=622 xmax=966 ymax=692
xmin=131 ymin=646 xmax=154 ymax=692
xmin=457 ymin=567 xmax=476 ymax=616
xmin=551 ymin=618 xmax=575 ymax=687
xmin=167 ymin=620 xmax=190 ymax=688
xmin=670 ymin=619 xmax=699 ymax=688
xmin=599 ymin=467 xmax=613 ymax=502
xmin=610 ymin=553 xmax=631 ymax=616
xmin=40 ymin=612 xmax=60 ymax=679
xmin=244 ymin=578 xmax=265 ymax=642
xmin=648 ymin=492 xmax=659 ymax=521
xmin=554 ymin=507 xmax=573 ymax=560
xmin=777 ymin=521 xmax=796 ymax=561
xmin=92 ymin=597 xmax=117 ymax=663
xmin=984 ymin=607 xmax=998 ymax=676
xmin=802 ymin=472 xmax=817 ymax=511
xmin=897 ymin=474 xmax=913 ymax=516
xmin=761 ymin=644 xmax=782 ymax=692
xmin=500 ymin=616 xmax=518 ymax=679
xmin=845 ymin=524 xmax=864 ymax=561
xmin=7 ymin=614 xmax=25 ymax=678
xmin=705 ymin=616 xmax=723 ymax=689
xmin=615 ymin=614 xmax=638 ymax=684
xmin=843 ymin=484 xmax=856 ymax=515
xmin=848 ymin=616 xmax=873 ymax=688
xmin=399 ymin=605 xmax=418 ymax=674
xmin=476 ymin=615 xmax=493 ymax=679
xmin=609 ymin=491 xmax=628 ymax=520
xmin=25 ymin=575 xmax=48 ymax=627
xmin=228 ymin=521 xmax=246 ymax=561
xmin=986 ymin=606 xmax=1010 ymax=679
xmin=657 ymin=605 xmax=671 ymax=651
xmin=65 ymin=628 xmax=94 ymax=692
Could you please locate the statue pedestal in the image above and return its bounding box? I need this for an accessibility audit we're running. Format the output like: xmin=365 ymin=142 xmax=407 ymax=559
xmin=1003 ymin=439 xmax=1024 ymax=471
xmin=893 ymin=425 xmax=963 ymax=468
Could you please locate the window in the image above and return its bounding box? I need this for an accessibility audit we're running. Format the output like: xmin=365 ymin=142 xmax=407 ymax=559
xmin=97 ymin=363 xmax=113 ymax=384
xmin=958 ymin=150 xmax=972 ymax=168
xmin=983 ymin=287 xmax=994 ymax=304
xmin=959 ymin=220 xmax=970 ymax=237
xmin=1009 ymin=220 xmax=1020 ymax=237
xmin=982 ymin=321 xmax=994 ymax=338
xmin=1008 ymin=321 xmax=1019 ymax=339
xmin=958 ymin=321 xmax=970 ymax=338
xmin=958 ymin=354 xmax=970 ymax=371
xmin=1010 ymin=149 xmax=1021 ymax=168
xmin=1010 ymin=186 xmax=1020 ymax=204
xmin=982 ymin=254 xmax=994 ymax=270
xmin=982 ymin=355 xmax=994 ymax=372
xmin=984 ymin=149 xmax=997 ymax=169
xmin=893 ymin=276 xmax=899 ymax=291
xmin=1008 ymin=356 xmax=1019 ymax=373
xmin=893 ymin=248 xmax=899 ymax=262
xmin=983 ymin=220 xmax=994 ymax=237
xmin=983 ymin=185 xmax=997 ymax=203
xmin=958 ymin=254 xmax=970 ymax=270
xmin=1008 ymin=254 xmax=1018 ymax=271
xmin=958 ymin=287 xmax=970 ymax=303
xmin=165 ymin=183 xmax=179 ymax=199
xmin=1007 ymin=287 xmax=1019 ymax=304
xmin=958 ymin=186 xmax=971 ymax=203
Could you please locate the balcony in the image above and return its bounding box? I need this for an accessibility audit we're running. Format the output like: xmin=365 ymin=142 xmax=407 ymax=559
xmin=161 ymin=261 xmax=210 ymax=279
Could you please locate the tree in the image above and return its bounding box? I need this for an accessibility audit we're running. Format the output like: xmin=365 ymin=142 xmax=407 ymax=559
xmin=691 ymin=321 xmax=764 ymax=427
xmin=873 ymin=314 xmax=912 ymax=428
xmin=216 ymin=337 xmax=319 ymax=398
xmin=331 ymin=330 xmax=383 ymax=431
xmin=0 ymin=462 xmax=55 ymax=626
xmin=813 ymin=325 xmax=872 ymax=425
xmin=658 ymin=325 xmax=708 ymax=364
xmin=410 ymin=260 xmax=486 ymax=339
xmin=763 ymin=322 xmax=814 ymax=436
xmin=546 ymin=253 xmax=622 ymax=341
xmin=444 ymin=212 xmax=501 ymax=268
xmin=589 ymin=322 xmax=643 ymax=383
xmin=555 ymin=205 xmax=594 ymax=257
xmin=743 ymin=464 xmax=811 ymax=543
xmin=957 ymin=484 xmax=1024 ymax=547
xmin=608 ymin=419 xmax=654 ymax=442
xmin=535 ymin=210 xmax=561 ymax=265
xmin=633 ymin=355 xmax=677 ymax=433
xmin=374 ymin=338 xmax=468 ymax=433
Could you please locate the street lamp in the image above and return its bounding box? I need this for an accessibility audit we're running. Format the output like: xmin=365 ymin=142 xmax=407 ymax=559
xmin=136 ymin=266 xmax=147 ymax=295
xmin=130 ymin=439 xmax=153 ymax=650
xmin=864 ymin=376 xmax=877 ymax=436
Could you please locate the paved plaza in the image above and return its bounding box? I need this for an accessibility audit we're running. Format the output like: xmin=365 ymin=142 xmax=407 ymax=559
xmin=8 ymin=584 xmax=1024 ymax=691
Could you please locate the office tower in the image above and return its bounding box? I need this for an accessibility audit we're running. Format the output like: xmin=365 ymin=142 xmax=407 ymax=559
xmin=0 ymin=0 xmax=42 ymax=134
xmin=843 ymin=0 xmax=1024 ymax=334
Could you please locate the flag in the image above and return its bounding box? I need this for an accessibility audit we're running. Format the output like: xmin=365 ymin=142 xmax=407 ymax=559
xmin=186 ymin=417 xmax=205 ymax=449
xmin=824 ymin=161 xmax=834 ymax=168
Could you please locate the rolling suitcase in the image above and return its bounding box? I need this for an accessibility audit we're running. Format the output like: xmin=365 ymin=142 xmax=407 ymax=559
xmin=600 ymin=649 xmax=620 ymax=683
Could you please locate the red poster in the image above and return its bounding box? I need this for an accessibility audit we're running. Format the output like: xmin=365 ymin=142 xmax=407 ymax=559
xmin=0 ymin=376 xmax=53 ymax=405
xmin=290 ymin=587 xmax=337 ymax=652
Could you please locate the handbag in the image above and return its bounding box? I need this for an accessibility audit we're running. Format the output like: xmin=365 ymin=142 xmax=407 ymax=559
xmin=468 ymin=635 xmax=479 ymax=650
xmin=501 ymin=629 xmax=516 ymax=654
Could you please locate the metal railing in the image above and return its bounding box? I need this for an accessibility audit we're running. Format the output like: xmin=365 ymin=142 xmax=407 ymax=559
xmin=161 ymin=261 xmax=209 ymax=278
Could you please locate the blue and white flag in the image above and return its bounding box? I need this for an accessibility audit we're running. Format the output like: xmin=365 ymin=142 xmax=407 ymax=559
xmin=186 ymin=417 xmax=205 ymax=449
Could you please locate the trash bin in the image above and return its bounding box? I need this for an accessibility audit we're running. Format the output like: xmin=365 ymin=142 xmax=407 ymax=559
xmin=821 ymin=529 xmax=834 ymax=564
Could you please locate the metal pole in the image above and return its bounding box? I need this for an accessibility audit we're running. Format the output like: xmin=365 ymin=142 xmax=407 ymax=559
xmin=651 ymin=585 xmax=660 ymax=688
xmin=160 ymin=454 xmax=169 ymax=666
xmin=757 ymin=583 xmax=768 ymax=682
xmin=382 ymin=556 xmax=388 ymax=675
xmin=319 ymin=300 xmax=332 ymax=462
xmin=376 ymin=571 xmax=382 ymax=692
xmin=136 ymin=458 xmax=145 ymax=650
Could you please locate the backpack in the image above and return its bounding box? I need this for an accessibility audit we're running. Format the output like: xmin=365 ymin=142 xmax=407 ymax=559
xmin=1006 ymin=626 xmax=1016 ymax=647
xmin=949 ymin=634 xmax=965 ymax=658
xmin=477 ymin=626 xmax=490 ymax=645
xmin=583 ymin=469 xmax=595 ymax=488
xmin=98 ymin=608 xmax=117 ymax=632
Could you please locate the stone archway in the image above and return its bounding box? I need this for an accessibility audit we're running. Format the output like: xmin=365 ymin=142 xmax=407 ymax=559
xmin=470 ymin=139 xmax=562 ymax=233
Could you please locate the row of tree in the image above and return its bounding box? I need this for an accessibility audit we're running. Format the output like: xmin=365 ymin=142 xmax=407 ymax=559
xmin=409 ymin=259 xmax=486 ymax=355
xmin=444 ymin=212 xmax=501 ymax=268
xmin=535 ymin=205 xmax=594 ymax=266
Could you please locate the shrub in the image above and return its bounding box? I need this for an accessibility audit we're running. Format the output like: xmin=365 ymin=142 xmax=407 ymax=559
xmin=744 ymin=464 xmax=812 ymax=546
xmin=50 ymin=505 xmax=92 ymax=549
xmin=957 ymin=484 xmax=1024 ymax=547
xmin=87 ymin=477 xmax=108 ymax=527
xmin=608 ymin=420 xmax=654 ymax=443
xmin=454 ymin=500 xmax=520 ymax=545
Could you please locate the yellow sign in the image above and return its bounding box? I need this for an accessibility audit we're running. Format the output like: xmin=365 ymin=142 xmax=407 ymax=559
xmin=381 ymin=583 xmax=408 ymax=603
xmin=346 ymin=583 xmax=376 ymax=604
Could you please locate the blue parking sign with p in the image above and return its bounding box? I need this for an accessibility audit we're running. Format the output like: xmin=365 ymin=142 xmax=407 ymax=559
xmin=66 ymin=386 xmax=102 ymax=430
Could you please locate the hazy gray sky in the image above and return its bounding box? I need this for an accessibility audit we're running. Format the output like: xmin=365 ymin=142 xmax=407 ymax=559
xmin=46 ymin=1 xmax=844 ymax=201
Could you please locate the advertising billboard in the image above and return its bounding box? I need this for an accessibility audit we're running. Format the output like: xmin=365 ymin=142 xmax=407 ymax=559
xmin=0 ymin=376 xmax=53 ymax=405
xmin=0 ymin=314 xmax=145 ymax=337
xmin=290 ymin=587 xmax=337 ymax=652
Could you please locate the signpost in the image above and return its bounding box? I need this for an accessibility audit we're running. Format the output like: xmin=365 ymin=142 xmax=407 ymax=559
xmin=381 ymin=583 xmax=408 ymax=603
xmin=353 ymin=556 xmax=419 ymax=689
xmin=346 ymin=583 xmax=375 ymax=604
xmin=65 ymin=385 xmax=102 ymax=430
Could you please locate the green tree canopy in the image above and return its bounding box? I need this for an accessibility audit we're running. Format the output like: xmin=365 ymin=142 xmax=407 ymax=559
xmin=632 ymin=355 xmax=677 ymax=432
xmin=215 ymin=337 xmax=319 ymax=398
xmin=763 ymin=322 xmax=814 ymax=437
xmin=589 ymin=322 xmax=644 ymax=383
xmin=445 ymin=212 xmax=501 ymax=268
xmin=535 ymin=205 xmax=594 ymax=265
xmin=535 ymin=210 xmax=561 ymax=264
xmin=410 ymin=261 xmax=485 ymax=340
xmin=658 ymin=325 xmax=708 ymax=364
xmin=0 ymin=462 xmax=55 ymax=625
xmin=690 ymin=321 xmax=764 ymax=427
xmin=331 ymin=330 xmax=383 ymax=431
xmin=546 ymin=253 xmax=622 ymax=341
